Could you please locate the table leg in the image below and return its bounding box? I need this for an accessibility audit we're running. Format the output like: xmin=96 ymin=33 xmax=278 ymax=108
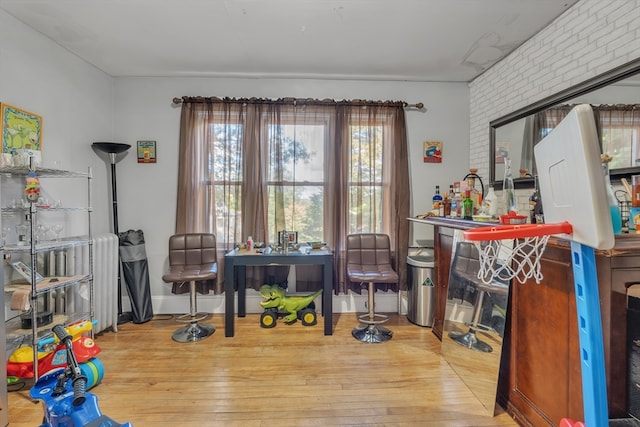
xmin=224 ymin=258 xmax=235 ymax=337
xmin=238 ymin=265 xmax=246 ymax=317
xmin=323 ymin=259 xmax=333 ymax=335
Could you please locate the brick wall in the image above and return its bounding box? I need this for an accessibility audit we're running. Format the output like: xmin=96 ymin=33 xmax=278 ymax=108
xmin=469 ymin=0 xmax=640 ymax=213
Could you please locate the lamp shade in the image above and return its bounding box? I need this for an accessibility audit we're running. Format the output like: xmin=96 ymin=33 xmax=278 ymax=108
xmin=92 ymin=142 xmax=131 ymax=154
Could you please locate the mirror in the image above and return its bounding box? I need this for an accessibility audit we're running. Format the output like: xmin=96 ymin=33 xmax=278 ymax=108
xmin=441 ymin=230 xmax=510 ymax=415
xmin=490 ymin=58 xmax=640 ymax=188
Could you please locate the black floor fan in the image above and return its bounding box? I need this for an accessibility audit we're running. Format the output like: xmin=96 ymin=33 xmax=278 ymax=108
xmin=92 ymin=142 xmax=132 ymax=325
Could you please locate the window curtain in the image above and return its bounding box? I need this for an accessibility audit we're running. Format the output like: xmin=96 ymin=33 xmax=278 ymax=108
xmin=175 ymin=97 xmax=410 ymax=295
xmin=593 ymin=104 xmax=640 ymax=169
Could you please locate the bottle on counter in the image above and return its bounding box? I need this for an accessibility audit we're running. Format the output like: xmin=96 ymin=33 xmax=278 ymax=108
xmin=529 ymin=175 xmax=543 ymax=224
xmin=483 ymin=185 xmax=498 ymax=218
xmin=247 ymin=235 xmax=254 ymax=251
xmin=432 ymin=185 xmax=443 ymax=213
xmin=503 ymin=158 xmax=517 ymax=213
xmin=602 ymin=154 xmax=622 ymax=234
xmin=467 ymin=176 xmax=482 ymax=215
xmin=462 ymin=189 xmax=473 ymax=220
xmin=442 ymin=192 xmax=452 ymax=217
xmin=450 ymin=183 xmax=460 ymax=218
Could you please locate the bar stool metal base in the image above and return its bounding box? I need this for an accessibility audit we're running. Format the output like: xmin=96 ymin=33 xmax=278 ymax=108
xmin=352 ymin=280 xmax=393 ymax=343
xmin=170 ymin=280 xmax=216 ymax=343
xmin=352 ymin=324 xmax=393 ymax=343
xmin=448 ymin=330 xmax=493 ymax=353
xmin=172 ymin=321 xmax=215 ymax=343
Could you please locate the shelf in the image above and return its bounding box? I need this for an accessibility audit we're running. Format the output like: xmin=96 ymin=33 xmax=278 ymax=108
xmin=6 ymin=274 xmax=91 ymax=296
xmin=1 ymin=165 xmax=93 ymax=383
xmin=2 ymin=206 xmax=91 ymax=214
xmin=0 ymin=166 xmax=90 ymax=178
xmin=3 ymin=236 xmax=91 ymax=252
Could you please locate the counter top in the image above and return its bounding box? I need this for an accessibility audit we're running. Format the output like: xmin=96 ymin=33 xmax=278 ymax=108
xmin=408 ymin=216 xmax=640 ymax=254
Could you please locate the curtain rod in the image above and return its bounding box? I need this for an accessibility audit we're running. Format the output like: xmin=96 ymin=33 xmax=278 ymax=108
xmin=172 ymin=96 xmax=424 ymax=110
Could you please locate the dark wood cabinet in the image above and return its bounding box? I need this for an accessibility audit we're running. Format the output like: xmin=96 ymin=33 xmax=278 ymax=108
xmin=432 ymin=224 xmax=453 ymax=340
xmin=410 ymin=217 xmax=640 ymax=426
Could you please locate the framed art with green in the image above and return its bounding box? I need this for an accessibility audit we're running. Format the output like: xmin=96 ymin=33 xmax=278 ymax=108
xmin=1 ymin=103 xmax=43 ymax=154
xmin=137 ymin=140 xmax=156 ymax=163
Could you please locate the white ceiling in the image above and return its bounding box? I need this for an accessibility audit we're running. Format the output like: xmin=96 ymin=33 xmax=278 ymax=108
xmin=0 ymin=0 xmax=579 ymax=82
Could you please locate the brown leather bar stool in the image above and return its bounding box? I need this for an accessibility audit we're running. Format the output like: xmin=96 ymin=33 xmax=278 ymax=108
xmin=346 ymin=233 xmax=399 ymax=343
xmin=162 ymin=233 xmax=217 ymax=342
xmin=447 ymin=241 xmax=509 ymax=352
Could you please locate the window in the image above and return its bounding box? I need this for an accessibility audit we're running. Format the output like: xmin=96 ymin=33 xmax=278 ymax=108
xmin=348 ymin=123 xmax=384 ymax=234
xmin=176 ymin=98 xmax=410 ymax=294
xmin=266 ymin=119 xmax=326 ymax=243
xmin=598 ymin=109 xmax=640 ymax=169
xmin=210 ymin=122 xmax=243 ymax=245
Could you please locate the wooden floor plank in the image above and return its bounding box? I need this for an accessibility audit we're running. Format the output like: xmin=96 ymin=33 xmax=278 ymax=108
xmin=8 ymin=313 xmax=518 ymax=426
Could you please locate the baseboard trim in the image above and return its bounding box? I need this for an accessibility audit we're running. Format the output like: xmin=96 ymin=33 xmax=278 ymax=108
xmin=149 ymin=289 xmax=408 ymax=315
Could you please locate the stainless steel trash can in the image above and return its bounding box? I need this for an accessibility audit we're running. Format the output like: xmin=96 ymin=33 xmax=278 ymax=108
xmin=407 ymin=255 xmax=435 ymax=327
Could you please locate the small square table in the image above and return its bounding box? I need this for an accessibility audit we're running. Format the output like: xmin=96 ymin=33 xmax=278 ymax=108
xmin=224 ymin=248 xmax=333 ymax=337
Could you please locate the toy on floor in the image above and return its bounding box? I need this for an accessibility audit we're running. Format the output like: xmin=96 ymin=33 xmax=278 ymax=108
xmin=259 ymin=284 xmax=322 ymax=328
xmin=30 ymin=324 xmax=133 ymax=427
xmin=7 ymin=320 xmax=101 ymax=384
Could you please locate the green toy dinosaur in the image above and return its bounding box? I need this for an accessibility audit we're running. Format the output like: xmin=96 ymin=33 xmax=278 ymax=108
xmin=259 ymin=284 xmax=322 ymax=323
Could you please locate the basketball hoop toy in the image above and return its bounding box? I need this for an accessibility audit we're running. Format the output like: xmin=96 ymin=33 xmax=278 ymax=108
xmin=464 ymin=222 xmax=573 ymax=285
xmin=468 ymin=104 xmax=617 ymax=427
xmin=465 ymin=220 xmax=608 ymax=427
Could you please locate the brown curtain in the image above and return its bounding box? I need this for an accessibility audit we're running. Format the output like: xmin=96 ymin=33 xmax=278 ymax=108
xmin=175 ymin=97 xmax=410 ymax=295
xmin=530 ymin=104 xmax=640 ymax=170
xmin=593 ymin=104 xmax=640 ymax=168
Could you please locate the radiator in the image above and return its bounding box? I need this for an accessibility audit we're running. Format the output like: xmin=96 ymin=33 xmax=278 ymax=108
xmin=92 ymin=233 xmax=119 ymax=333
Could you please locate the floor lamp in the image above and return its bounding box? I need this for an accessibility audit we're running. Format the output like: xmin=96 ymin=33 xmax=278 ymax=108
xmin=92 ymin=142 xmax=132 ymax=325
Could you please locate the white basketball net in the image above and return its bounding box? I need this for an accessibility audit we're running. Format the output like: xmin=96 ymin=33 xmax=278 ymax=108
xmin=472 ymin=235 xmax=551 ymax=285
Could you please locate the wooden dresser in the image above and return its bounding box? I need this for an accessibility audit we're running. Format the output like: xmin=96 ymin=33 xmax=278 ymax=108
xmin=409 ymin=217 xmax=640 ymax=426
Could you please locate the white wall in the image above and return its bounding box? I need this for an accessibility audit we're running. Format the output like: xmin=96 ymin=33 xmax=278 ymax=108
xmin=0 ymin=10 xmax=115 ymax=234
xmin=0 ymin=7 xmax=470 ymax=315
xmin=113 ymin=78 xmax=469 ymax=311
xmin=469 ymin=0 xmax=640 ymax=182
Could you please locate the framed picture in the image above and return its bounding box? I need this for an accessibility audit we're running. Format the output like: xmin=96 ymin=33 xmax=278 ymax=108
xmin=11 ymin=261 xmax=45 ymax=284
xmin=278 ymin=231 xmax=298 ymax=246
xmin=137 ymin=140 xmax=156 ymax=163
xmin=423 ymin=140 xmax=442 ymax=163
xmin=1 ymin=103 xmax=43 ymax=154
xmin=495 ymin=141 xmax=510 ymax=164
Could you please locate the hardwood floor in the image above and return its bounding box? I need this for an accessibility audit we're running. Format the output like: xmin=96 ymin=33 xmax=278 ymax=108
xmin=8 ymin=313 xmax=519 ymax=426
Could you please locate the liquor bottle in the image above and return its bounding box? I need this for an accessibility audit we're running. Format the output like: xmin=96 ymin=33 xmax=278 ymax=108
xmin=467 ymin=178 xmax=482 ymax=214
xmin=442 ymin=192 xmax=451 ymax=217
xmin=432 ymin=185 xmax=443 ymax=212
xmin=602 ymin=154 xmax=622 ymax=234
xmin=483 ymin=185 xmax=498 ymax=217
xmin=451 ymin=182 xmax=462 ymax=218
xmin=447 ymin=184 xmax=455 ymax=217
xmin=503 ymin=158 xmax=516 ymax=213
xmin=529 ymin=175 xmax=543 ymax=224
xmin=462 ymin=189 xmax=473 ymax=220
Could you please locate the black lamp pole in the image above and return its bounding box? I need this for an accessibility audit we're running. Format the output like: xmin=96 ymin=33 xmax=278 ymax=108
xmin=92 ymin=142 xmax=132 ymax=325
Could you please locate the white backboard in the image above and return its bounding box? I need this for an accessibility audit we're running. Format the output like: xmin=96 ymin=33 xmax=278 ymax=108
xmin=534 ymin=104 xmax=614 ymax=250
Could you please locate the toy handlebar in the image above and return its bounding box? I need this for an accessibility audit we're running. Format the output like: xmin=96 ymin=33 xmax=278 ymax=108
xmin=52 ymin=324 xmax=87 ymax=406
xmin=38 ymin=319 xmax=97 ymax=348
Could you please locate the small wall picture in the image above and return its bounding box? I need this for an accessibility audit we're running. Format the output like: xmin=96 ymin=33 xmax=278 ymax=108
xmin=423 ymin=140 xmax=442 ymax=163
xmin=137 ymin=140 xmax=156 ymax=163
xmin=1 ymin=103 xmax=43 ymax=154
xmin=495 ymin=141 xmax=510 ymax=164
xmin=11 ymin=261 xmax=45 ymax=284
